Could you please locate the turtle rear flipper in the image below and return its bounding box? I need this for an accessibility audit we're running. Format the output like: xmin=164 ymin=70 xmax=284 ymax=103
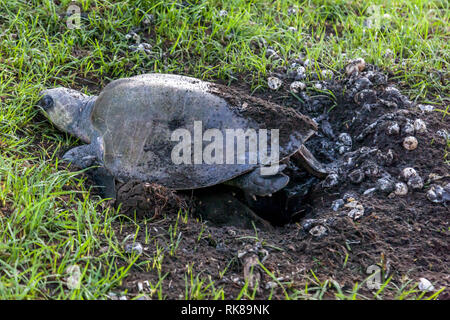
xmin=195 ymin=192 xmax=273 ymax=230
xmin=224 ymin=164 xmax=289 ymax=197
xmin=294 ymin=145 xmax=330 ymax=178
xmin=91 ymin=167 xmax=116 ymax=199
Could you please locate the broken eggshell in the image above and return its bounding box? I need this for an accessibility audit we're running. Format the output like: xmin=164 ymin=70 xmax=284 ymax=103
xmin=124 ymin=242 xmax=143 ymax=255
xmin=309 ymin=225 xmax=327 ymax=237
xmin=427 ymin=184 xmax=450 ymax=203
xmin=407 ymin=175 xmax=424 ymax=190
xmin=400 ymin=167 xmax=418 ymax=181
xmin=376 ymin=177 xmax=395 ymax=194
xmin=322 ymin=173 xmax=339 ymax=188
xmin=348 ymin=169 xmax=365 ymax=184
xmin=331 ymin=199 xmax=345 ymax=211
xmin=290 ymin=81 xmax=306 ymax=93
xmin=394 ymin=182 xmax=408 ymax=196
xmin=345 ymin=58 xmax=366 ymax=76
xmin=344 ymin=201 xmax=365 ymax=220
xmin=413 ymin=119 xmax=427 ymax=134
xmin=417 ymin=104 xmax=434 ymax=113
xmin=267 ymin=76 xmax=283 ymax=90
xmin=418 ymin=278 xmax=435 ymax=292
xmin=386 ymin=122 xmax=400 ymax=135
xmin=403 ymin=120 xmax=415 ymax=135
xmin=321 ymin=69 xmax=334 ymax=80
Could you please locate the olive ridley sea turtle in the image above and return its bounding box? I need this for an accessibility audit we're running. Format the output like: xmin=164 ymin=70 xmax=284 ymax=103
xmin=38 ymin=73 xmax=327 ymax=199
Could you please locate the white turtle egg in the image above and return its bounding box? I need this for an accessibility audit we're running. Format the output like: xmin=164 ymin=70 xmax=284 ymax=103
xmin=403 ymin=136 xmax=418 ymax=150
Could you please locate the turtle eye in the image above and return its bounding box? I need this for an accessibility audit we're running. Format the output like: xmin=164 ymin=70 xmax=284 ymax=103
xmin=39 ymin=95 xmax=54 ymax=111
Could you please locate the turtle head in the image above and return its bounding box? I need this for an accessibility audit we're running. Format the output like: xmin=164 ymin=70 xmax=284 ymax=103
xmin=38 ymin=87 xmax=93 ymax=143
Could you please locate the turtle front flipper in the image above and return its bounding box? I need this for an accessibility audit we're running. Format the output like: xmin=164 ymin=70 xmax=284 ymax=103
xmin=224 ymin=164 xmax=289 ymax=197
xmin=62 ymin=144 xmax=99 ymax=169
xmin=62 ymin=144 xmax=116 ymax=199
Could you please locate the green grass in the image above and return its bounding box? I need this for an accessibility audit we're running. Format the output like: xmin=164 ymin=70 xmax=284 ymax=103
xmin=0 ymin=0 xmax=448 ymax=299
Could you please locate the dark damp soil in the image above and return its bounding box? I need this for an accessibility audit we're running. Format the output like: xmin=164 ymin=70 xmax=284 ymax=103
xmin=107 ymin=65 xmax=448 ymax=299
xmin=208 ymin=83 xmax=318 ymax=150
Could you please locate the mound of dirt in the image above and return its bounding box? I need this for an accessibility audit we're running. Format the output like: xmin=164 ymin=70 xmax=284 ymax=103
xmin=111 ymin=63 xmax=448 ymax=299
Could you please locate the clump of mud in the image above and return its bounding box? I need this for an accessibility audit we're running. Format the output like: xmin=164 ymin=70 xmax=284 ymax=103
xmin=115 ymin=180 xmax=189 ymax=218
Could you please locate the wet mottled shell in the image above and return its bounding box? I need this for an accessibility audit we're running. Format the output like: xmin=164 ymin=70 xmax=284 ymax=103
xmin=91 ymin=74 xmax=317 ymax=189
